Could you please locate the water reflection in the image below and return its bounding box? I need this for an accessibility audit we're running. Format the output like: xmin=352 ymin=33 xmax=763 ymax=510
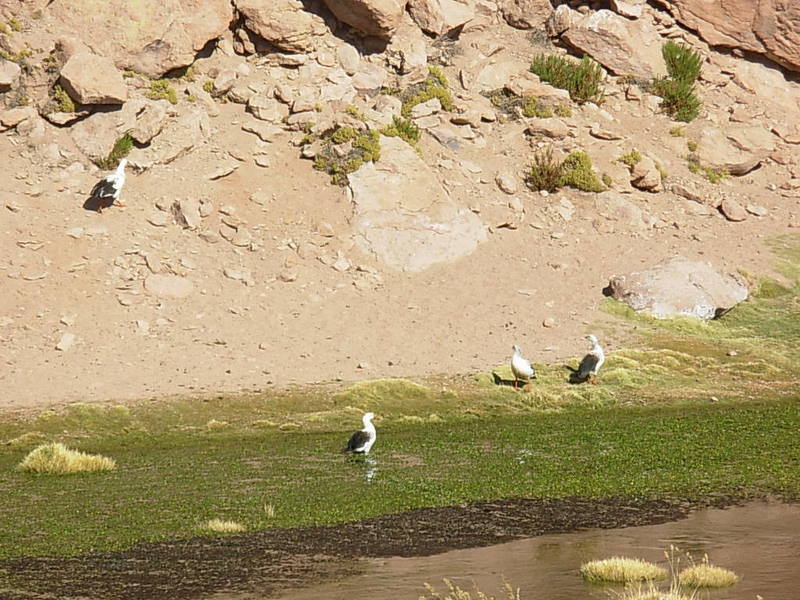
xmin=347 ymin=454 xmax=378 ymax=483
xmin=274 ymin=501 xmax=800 ymax=600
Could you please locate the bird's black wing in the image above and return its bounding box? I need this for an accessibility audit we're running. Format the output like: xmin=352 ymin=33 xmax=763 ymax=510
xmin=342 ymin=430 xmax=370 ymax=453
xmin=90 ymin=177 xmax=117 ymax=200
xmin=577 ymin=353 xmax=600 ymax=379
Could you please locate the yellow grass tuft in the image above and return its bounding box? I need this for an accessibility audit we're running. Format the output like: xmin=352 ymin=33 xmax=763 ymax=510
xmin=678 ymin=559 xmax=738 ymax=588
xmin=612 ymin=581 xmax=693 ymax=600
xmin=18 ymin=442 xmax=116 ymax=474
xmin=420 ymin=578 xmax=520 ymax=600
xmin=202 ymin=519 xmax=246 ymax=533
xmin=263 ymin=503 xmax=276 ymax=518
xmin=205 ymin=419 xmax=229 ymax=431
xmin=581 ymin=557 xmax=668 ymax=583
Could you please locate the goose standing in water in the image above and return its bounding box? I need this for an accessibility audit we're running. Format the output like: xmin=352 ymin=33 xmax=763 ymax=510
xmin=342 ymin=412 xmax=377 ymax=455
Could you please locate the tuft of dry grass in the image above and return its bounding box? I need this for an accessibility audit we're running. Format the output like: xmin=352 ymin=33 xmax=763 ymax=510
xmin=678 ymin=557 xmax=738 ymax=588
xmin=202 ymin=519 xmax=246 ymax=533
xmin=581 ymin=557 xmax=667 ymax=583
xmin=205 ymin=419 xmax=229 ymax=431
xmin=420 ymin=578 xmax=519 ymax=600
xmin=263 ymin=503 xmax=275 ymax=518
xmin=17 ymin=442 xmax=116 ymax=474
xmin=611 ymin=581 xmax=694 ymax=600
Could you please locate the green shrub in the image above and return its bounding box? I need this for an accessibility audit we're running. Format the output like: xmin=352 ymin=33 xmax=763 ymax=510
xmin=522 ymin=96 xmax=553 ymax=118
xmin=687 ymin=140 xmax=698 ymax=152
xmin=146 ymin=79 xmax=178 ymax=105
xmin=96 ymin=134 xmax=134 ymax=170
xmin=380 ymin=115 xmax=420 ymax=148
xmin=650 ymin=77 xmax=700 ymax=122
xmin=53 ymin=84 xmax=75 ymax=113
xmin=602 ymin=173 xmax=613 ymax=187
xmin=669 ymin=126 xmax=684 ymax=137
xmin=618 ymin=149 xmax=642 ymax=167
xmin=560 ymin=150 xmax=605 ymax=192
xmin=9 ymin=16 xmax=23 ymax=32
xmin=202 ymin=80 xmax=214 ymax=94
xmin=686 ymin=155 xmax=726 ymax=183
xmin=314 ymin=128 xmax=381 ymax=185
xmin=526 ymin=146 xmax=563 ymax=192
xmin=662 ymin=41 xmax=702 ymax=85
xmin=401 ymin=66 xmax=454 ymax=117
xmin=530 ymin=54 xmax=604 ymax=104
xmin=554 ymin=104 xmax=572 ymax=117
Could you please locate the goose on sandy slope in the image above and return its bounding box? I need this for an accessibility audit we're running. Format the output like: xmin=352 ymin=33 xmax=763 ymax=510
xmin=511 ymin=344 xmax=535 ymax=390
xmin=84 ymin=158 xmax=128 ymax=213
xmin=576 ymin=334 xmax=605 ymax=384
xmin=342 ymin=412 xmax=377 ymax=455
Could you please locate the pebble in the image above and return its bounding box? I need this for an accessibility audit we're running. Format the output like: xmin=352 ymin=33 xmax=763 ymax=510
xmin=55 ymin=332 xmax=75 ymax=351
xmin=148 ymin=213 xmax=170 ymax=227
xmin=60 ymin=315 xmax=76 ymax=326
xmin=542 ymin=317 xmax=556 ymax=328
xmin=745 ymin=204 xmax=768 ymax=217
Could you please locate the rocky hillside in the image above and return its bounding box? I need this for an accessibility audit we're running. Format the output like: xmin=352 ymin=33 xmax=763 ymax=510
xmin=0 ymin=0 xmax=798 ymax=411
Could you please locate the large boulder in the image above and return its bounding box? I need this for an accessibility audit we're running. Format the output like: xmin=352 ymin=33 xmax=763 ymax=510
xmin=349 ymin=136 xmax=486 ymax=272
xmin=500 ymin=0 xmax=553 ymax=29
xmin=561 ymin=9 xmax=666 ymax=79
xmin=692 ymin=125 xmax=774 ymax=176
xmin=48 ymin=0 xmax=233 ymax=78
xmin=653 ymin=0 xmax=800 ymax=73
xmin=234 ymin=0 xmax=317 ymax=53
xmin=322 ymin=0 xmax=406 ymax=39
xmin=608 ymin=256 xmax=749 ymax=319
xmin=408 ymin=0 xmax=475 ymax=36
xmin=0 ymin=59 xmax=21 ymax=92
xmin=59 ymin=52 xmax=127 ymax=105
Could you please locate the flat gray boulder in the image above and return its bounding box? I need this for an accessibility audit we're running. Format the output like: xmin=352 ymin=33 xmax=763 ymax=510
xmin=349 ymin=135 xmax=486 ymax=272
xmin=608 ymin=256 xmax=748 ymax=319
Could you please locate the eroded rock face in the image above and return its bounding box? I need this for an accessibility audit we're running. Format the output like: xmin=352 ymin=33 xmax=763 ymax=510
xmin=322 ymin=0 xmax=405 ymax=39
xmin=500 ymin=0 xmax=553 ymax=29
xmin=234 ymin=0 xmax=317 ymax=53
xmin=59 ymin=53 xmax=127 ymax=105
xmin=693 ymin=125 xmax=774 ymax=176
xmin=653 ymin=0 xmax=800 ymax=72
xmin=349 ymin=136 xmax=486 ymax=272
xmin=608 ymin=256 xmax=749 ymax=319
xmin=48 ymin=0 xmax=233 ymax=78
xmin=408 ymin=0 xmax=475 ymax=36
xmin=561 ymin=9 xmax=666 ymax=79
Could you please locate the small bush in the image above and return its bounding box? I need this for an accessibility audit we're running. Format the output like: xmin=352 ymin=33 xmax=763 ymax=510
xmin=9 ymin=16 xmax=23 ymax=32
xmin=401 ymin=66 xmax=454 ymax=117
xmin=560 ymin=150 xmax=605 ymax=192
xmin=202 ymin=519 xmax=245 ymax=533
xmin=202 ymin=80 xmax=214 ymax=94
xmin=687 ymin=140 xmax=698 ymax=152
xmin=669 ymin=126 xmax=684 ymax=137
xmin=678 ymin=561 xmax=738 ymax=588
xmin=522 ymin=96 xmax=553 ymax=118
xmin=345 ymin=104 xmax=366 ymax=120
xmin=581 ymin=557 xmax=668 ymax=583
xmin=314 ymin=127 xmax=381 ymax=185
xmin=554 ymin=103 xmax=572 ymax=117
xmin=650 ymin=77 xmax=701 ymax=122
xmin=662 ymin=41 xmax=702 ymax=85
xmin=18 ymin=442 xmax=116 ymax=474
xmin=656 ymin=162 xmax=668 ymax=181
xmin=146 ymin=79 xmax=178 ymax=105
xmin=526 ymin=146 xmax=563 ymax=192
xmin=602 ymin=173 xmax=613 ymax=186
xmin=380 ymin=115 xmax=420 ymax=148
xmin=53 ymin=84 xmax=75 ymax=113
xmin=96 ymin=134 xmax=133 ymax=170
xmin=530 ymin=54 xmax=604 ymax=104
xmin=618 ymin=149 xmax=642 ymax=167
xmin=686 ymin=155 xmax=726 ymax=183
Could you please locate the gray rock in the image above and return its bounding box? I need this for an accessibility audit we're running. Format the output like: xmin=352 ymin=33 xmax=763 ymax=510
xmin=593 ymin=192 xmax=656 ymax=232
xmin=349 ymin=135 xmax=486 ymax=272
xmin=608 ymin=256 xmax=749 ymax=319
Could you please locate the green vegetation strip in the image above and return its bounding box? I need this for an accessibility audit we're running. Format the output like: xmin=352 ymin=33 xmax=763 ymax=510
xmin=0 ymin=399 xmax=798 ymax=559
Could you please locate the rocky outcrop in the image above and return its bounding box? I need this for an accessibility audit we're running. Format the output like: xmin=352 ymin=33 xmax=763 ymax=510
xmin=48 ymin=0 xmax=233 ymax=78
xmin=500 ymin=0 xmax=553 ymax=29
xmin=693 ymin=125 xmax=774 ymax=176
xmin=607 ymin=256 xmax=749 ymax=319
xmin=0 ymin=59 xmax=21 ymax=92
xmin=59 ymin=53 xmax=127 ymax=105
xmin=349 ymin=136 xmax=486 ymax=272
xmin=322 ymin=0 xmax=406 ymax=39
xmin=234 ymin=0 xmax=318 ymax=53
xmin=653 ymin=0 xmax=800 ymax=73
xmin=561 ymin=9 xmax=667 ymax=79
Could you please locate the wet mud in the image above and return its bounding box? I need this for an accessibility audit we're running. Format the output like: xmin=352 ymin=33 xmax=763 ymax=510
xmin=0 ymin=495 xmax=759 ymax=600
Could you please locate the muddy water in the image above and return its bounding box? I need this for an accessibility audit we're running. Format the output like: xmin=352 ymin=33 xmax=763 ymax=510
xmin=274 ymin=501 xmax=799 ymax=600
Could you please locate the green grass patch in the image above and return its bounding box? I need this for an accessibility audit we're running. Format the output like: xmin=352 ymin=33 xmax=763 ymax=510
xmin=650 ymin=77 xmax=701 ymax=122
xmin=686 ymin=155 xmax=726 ymax=183
xmin=618 ymin=148 xmax=642 ymax=167
xmin=312 ymin=126 xmax=381 ymax=186
xmin=526 ymin=148 xmax=605 ymax=193
xmin=530 ymin=54 xmax=604 ymax=104
xmin=662 ymin=41 xmax=702 ymax=85
xmin=146 ymin=79 xmax=178 ymax=105
xmin=52 ymin=84 xmax=75 ymax=113
xmin=401 ymin=66 xmax=454 ymax=118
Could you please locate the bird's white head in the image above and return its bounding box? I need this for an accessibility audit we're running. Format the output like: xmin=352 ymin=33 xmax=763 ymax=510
xmin=512 ymin=344 xmax=522 ymax=355
xmin=363 ymin=412 xmax=375 ymax=423
xmin=586 ymin=334 xmax=599 ymax=346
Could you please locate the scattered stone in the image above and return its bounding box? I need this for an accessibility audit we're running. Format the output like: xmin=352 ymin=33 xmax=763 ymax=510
xmin=746 ymin=204 xmax=769 ymax=217
xmin=278 ymin=269 xmax=298 ymax=282
xmin=501 ymin=0 xmax=553 ymax=29
xmin=144 ymin=253 xmax=163 ymax=273
xmin=496 ymin=172 xmax=518 ymax=195
xmin=608 ymin=255 xmax=749 ymax=319
xmin=630 ymin=156 xmax=662 ymax=191
xmin=148 ymin=212 xmax=170 ymax=227
xmin=695 ymin=125 xmax=774 ymax=176
xmin=0 ymin=59 xmax=21 ymax=92
xmin=171 ymin=198 xmax=202 ymax=229
xmin=56 ymin=332 xmax=76 ymax=352
xmin=235 ymin=0 xmax=317 ymax=53
xmin=408 ymin=0 xmax=475 ymax=36
xmin=609 ymin=0 xmax=644 ymax=18
xmin=542 ymin=317 xmax=556 ymax=328
xmin=526 ymin=118 xmax=569 ymax=139
xmin=60 ymin=315 xmax=76 ymax=327
xmin=207 ymin=163 xmax=239 ymax=180
xmin=720 ymin=197 xmax=748 ymax=222
xmin=59 ymin=52 xmax=127 ymax=104
xmin=322 ymin=0 xmax=404 ymax=39
xmin=135 ymin=320 xmax=150 ymax=335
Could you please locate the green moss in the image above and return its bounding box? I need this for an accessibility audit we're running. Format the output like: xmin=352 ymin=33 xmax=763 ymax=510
xmin=401 ymin=66 xmax=454 ymax=118
xmin=618 ymin=149 xmax=642 ymax=167
xmin=123 ymin=70 xmax=139 ymax=79
xmin=330 ymin=126 xmax=358 ymax=144
xmin=0 ymin=22 xmax=7 ymax=34
xmin=380 ymin=115 xmax=420 ymax=151
xmin=9 ymin=16 xmax=23 ymax=32
xmin=669 ymin=126 xmax=685 ymax=137
xmin=687 ymin=140 xmax=698 ymax=152
xmin=522 ymin=96 xmax=553 ymax=118
xmin=686 ymin=155 xmax=726 ymax=183
xmin=559 ymin=150 xmax=605 ymax=192
xmin=314 ymin=127 xmax=381 ymax=185
xmin=53 ymin=84 xmax=75 ymax=113
xmin=345 ymin=105 xmax=366 ymax=121
xmin=602 ymin=173 xmax=613 ymax=187
xmin=146 ymin=79 xmax=178 ymax=105
xmin=0 ymin=47 xmax=31 ymax=64
xmin=96 ymin=134 xmax=133 ymax=170
xmin=554 ymin=104 xmax=572 ymax=117
xmin=202 ymin=80 xmax=214 ymax=94
xmin=530 ymin=54 xmax=604 ymax=104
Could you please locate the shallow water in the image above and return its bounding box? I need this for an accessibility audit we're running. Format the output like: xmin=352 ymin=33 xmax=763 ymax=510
xmin=273 ymin=501 xmax=800 ymax=600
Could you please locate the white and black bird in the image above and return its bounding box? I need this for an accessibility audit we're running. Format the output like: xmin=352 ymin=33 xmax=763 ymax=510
xmin=85 ymin=158 xmax=128 ymax=213
xmin=576 ymin=334 xmax=605 ymax=384
xmin=511 ymin=344 xmax=535 ymax=390
xmin=342 ymin=412 xmax=376 ymax=455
